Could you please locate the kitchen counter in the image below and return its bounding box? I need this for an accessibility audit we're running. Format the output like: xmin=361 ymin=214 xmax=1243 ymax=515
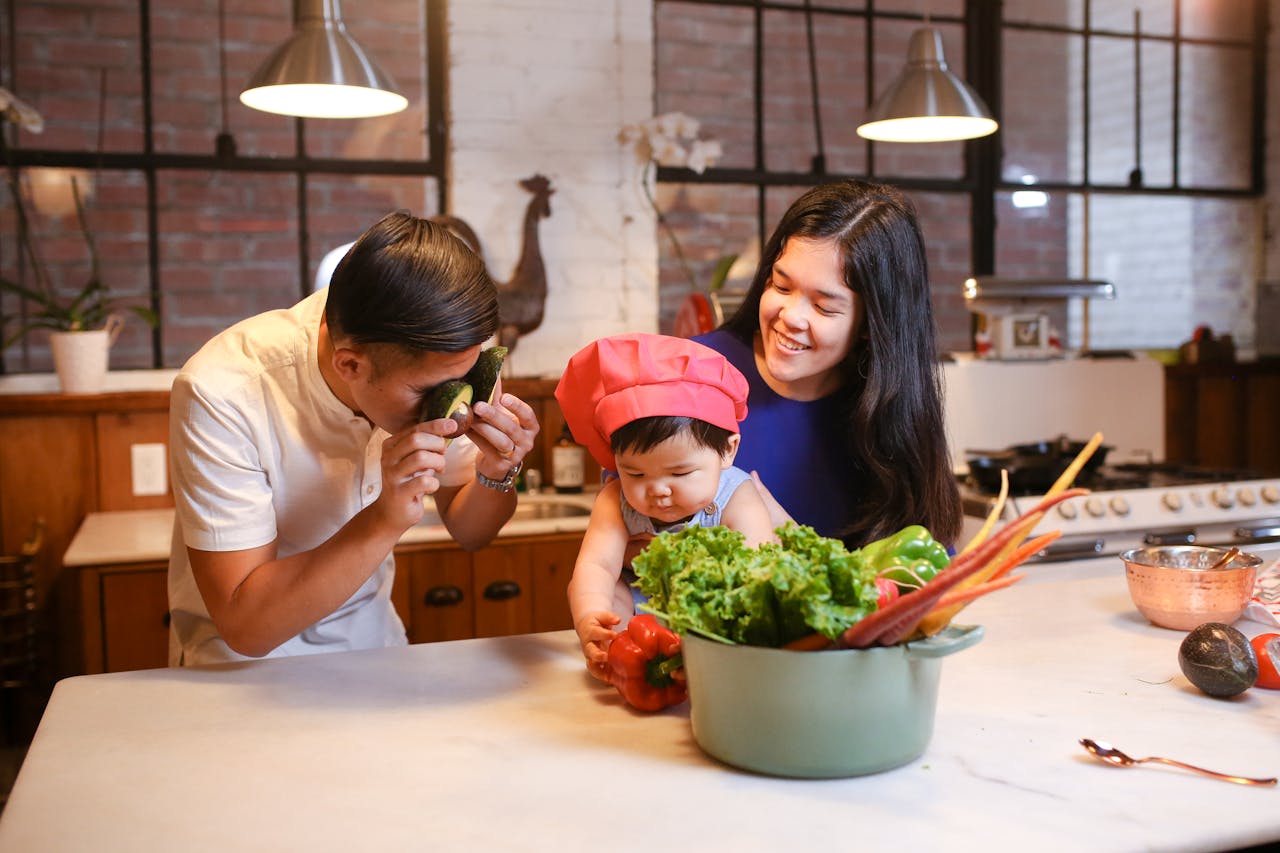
xmin=62 ymin=492 xmax=596 ymax=567
xmin=1 ymin=554 xmax=1277 ymax=852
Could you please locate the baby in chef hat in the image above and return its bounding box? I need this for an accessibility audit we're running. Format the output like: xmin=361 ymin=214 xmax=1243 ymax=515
xmin=555 ymin=333 xmax=777 ymax=681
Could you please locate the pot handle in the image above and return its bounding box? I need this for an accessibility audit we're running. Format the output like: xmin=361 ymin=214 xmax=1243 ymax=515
xmin=904 ymin=623 xmax=985 ymax=659
xmin=103 ymin=312 xmax=125 ymax=346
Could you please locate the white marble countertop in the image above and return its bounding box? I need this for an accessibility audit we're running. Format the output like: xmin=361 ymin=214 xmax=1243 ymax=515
xmin=1 ymin=552 xmax=1277 ymax=852
xmin=62 ymin=492 xmax=595 ymax=567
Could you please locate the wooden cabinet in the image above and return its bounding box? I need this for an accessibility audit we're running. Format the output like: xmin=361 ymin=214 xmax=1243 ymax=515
xmin=79 ymin=561 xmax=170 ymax=674
xmin=401 ymin=533 xmax=580 ymax=645
xmin=1164 ymin=361 xmax=1280 ymax=475
xmin=80 ymin=532 xmax=582 ymax=674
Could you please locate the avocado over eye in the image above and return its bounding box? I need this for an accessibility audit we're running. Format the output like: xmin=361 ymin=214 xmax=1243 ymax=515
xmin=420 ymin=379 xmax=475 ymax=438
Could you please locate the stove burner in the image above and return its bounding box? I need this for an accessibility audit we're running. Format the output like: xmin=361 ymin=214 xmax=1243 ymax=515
xmin=963 ymin=461 xmax=1267 ymax=498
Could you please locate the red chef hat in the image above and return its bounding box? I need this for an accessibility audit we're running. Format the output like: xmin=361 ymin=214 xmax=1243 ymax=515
xmin=554 ymin=333 xmax=749 ymax=471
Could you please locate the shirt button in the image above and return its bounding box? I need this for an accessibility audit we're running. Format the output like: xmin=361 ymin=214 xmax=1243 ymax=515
xmin=366 ymin=485 xmax=375 ymax=496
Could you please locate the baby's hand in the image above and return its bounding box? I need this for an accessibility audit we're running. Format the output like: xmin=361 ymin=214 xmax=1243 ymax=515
xmin=575 ymin=611 xmax=622 ymax=683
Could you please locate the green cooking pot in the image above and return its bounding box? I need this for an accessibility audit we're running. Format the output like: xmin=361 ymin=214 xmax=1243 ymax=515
xmin=681 ymin=623 xmax=985 ymax=778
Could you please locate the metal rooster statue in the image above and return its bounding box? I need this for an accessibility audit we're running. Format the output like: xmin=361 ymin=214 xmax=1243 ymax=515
xmin=430 ymin=174 xmax=554 ymax=355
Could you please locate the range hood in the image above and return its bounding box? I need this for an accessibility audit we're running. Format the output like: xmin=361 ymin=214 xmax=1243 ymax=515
xmin=963 ymin=277 xmax=1115 ymax=303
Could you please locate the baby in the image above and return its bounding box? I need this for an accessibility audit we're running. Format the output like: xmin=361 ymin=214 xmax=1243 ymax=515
xmin=554 ymin=333 xmax=776 ymax=680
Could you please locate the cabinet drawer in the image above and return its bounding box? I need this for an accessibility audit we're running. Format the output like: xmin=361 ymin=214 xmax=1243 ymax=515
xmin=473 ymin=548 xmax=533 ymax=638
xmin=405 ymin=549 xmax=474 ymax=643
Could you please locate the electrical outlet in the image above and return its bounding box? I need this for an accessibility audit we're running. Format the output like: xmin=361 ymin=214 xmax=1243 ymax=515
xmin=131 ymin=443 xmax=168 ymax=497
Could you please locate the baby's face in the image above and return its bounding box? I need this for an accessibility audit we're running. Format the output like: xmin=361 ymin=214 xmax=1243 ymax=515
xmin=614 ymin=431 xmax=736 ymax=524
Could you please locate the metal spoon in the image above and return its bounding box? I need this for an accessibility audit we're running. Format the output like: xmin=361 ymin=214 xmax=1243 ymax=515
xmin=1208 ymin=546 xmax=1241 ymax=571
xmin=1079 ymin=738 xmax=1276 ymax=786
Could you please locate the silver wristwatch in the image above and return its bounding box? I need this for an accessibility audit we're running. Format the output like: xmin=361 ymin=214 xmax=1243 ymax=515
xmin=477 ymin=461 xmax=522 ymax=493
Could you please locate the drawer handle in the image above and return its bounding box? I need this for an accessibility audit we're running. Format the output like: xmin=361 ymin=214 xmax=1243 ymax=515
xmin=424 ymin=585 xmax=465 ymax=607
xmin=163 ymin=611 xmax=171 ymax=628
xmin=483 ymin=580 xmax=521 ymax=601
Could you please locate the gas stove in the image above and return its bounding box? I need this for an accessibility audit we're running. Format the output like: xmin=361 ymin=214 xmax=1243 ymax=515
xmin=961 ymin=463 xmax=1280 ymax=561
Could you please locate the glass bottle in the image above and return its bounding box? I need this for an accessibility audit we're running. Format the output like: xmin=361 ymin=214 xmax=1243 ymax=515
xmin=551 ymin=424 xmax=585 ymax=493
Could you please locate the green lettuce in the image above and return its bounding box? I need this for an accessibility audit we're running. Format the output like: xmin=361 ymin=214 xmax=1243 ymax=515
xmin=631 ymin=522 xmax=882 ymax=647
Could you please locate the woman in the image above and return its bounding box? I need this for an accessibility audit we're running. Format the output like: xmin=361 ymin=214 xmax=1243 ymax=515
xmin=696 ymin=178 xmax=961 ymax=549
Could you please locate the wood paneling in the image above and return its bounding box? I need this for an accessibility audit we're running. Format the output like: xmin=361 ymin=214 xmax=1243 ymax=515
xmin=95 ymin=411 xmax=173 ymax=510
xmin=100 ymin=568 xmax=170 ymax=673
xmin=1164 ymin=361 xmax=1280 ymax=475
xmin=0 ymin=414 xmax=97 ymax=682
xmin=530 ymin=538 xmax=577 ymax=633
xmin=404 ymin=547 xmax=475 ymax=644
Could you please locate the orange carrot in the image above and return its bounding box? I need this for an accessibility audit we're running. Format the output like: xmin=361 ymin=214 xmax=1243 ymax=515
xmin=834 ymin=492 xmax=1082 ymax=650
xmin=933 ymin=573 xmax=1024 ymax=610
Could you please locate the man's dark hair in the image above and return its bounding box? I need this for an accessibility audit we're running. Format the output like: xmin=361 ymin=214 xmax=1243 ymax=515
xmin=325 ymin=211 xmax=499 ymax=353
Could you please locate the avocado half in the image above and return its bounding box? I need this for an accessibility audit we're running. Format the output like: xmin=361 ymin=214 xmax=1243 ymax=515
xmin=465 ymin=345 xmax=508 ymax=405
xmin=420 ymin=379 xmax=475 ymax=440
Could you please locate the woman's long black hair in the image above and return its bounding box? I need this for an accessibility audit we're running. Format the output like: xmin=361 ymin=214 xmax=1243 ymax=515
xmin=723 ymin=179 xmax=962 ymax=547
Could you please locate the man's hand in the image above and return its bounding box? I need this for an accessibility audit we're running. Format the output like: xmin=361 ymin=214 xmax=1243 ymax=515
xmin=374 ymin=420 xmax=454 ymax=530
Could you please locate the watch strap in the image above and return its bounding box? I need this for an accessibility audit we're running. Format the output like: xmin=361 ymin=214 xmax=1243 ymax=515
xmin=477 ymin=460 xmax=522 ymax=492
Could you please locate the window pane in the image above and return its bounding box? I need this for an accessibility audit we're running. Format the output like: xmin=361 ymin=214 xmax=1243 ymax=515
xmin=1002 ymin=29 xmax=1082 ymax=184
xmin=1068 ymin=194 xmax=1259 ymax=351
xmin=151 ymin=2 xmax=429 ymax=160
xmin=1003 ymin=0 xmax=1082 ymax=29
xmin=11 ymin=4 xmax=144 ymax=154
xmin=1091 ymin=1 xmax=1174 ymax=37
xmin=908 ymin=191 xmax=971 ymax=355
xmin=653 ymin=182 xmax=759 ymax=335
xmin=1181 ymin=0 xmax=1255 ymax=40
xmin=1087 ymin=34 xmax=1139 ymax=185
xmin=0 ymin=169 xmax=152 ymax=372
xmin=307 ymin=175 xmax=440 ymax=292
xmin=762 ymin=8 xmax=867 ymax=174
xmin=156 ymin=170 xmax=299 ymax=367
xmin=655 ymin=2 xmax=756 ymax=171
xmin=876 ymin=0 xmax=961 ymax=14
xmin=994 ymin=189 xmax=1072 ymax=346
xmin=1179 ymin=44 xmax=1253 ymax=189
xmin=1136 ymin=39 xmax=1175 ymax=187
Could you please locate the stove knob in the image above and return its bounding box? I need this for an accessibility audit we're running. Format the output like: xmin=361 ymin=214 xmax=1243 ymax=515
xmin=1057 ymin=501 xmax=1078 ymax=520
xmin=1263 ymin=485 xmax=1280 ymax=504
xmin=1085 ymin=497 xmax=1106 ymax=518
xmin=1109 ymin=496 xmax=1131 ymax=516
xmin=1211 ymin=487 xmax=1235 ymax=509
xmin=1162 ymin=492 xmax=1183 ymax=512
xmin=1238 ymin=487 xmax=1257 ymax=507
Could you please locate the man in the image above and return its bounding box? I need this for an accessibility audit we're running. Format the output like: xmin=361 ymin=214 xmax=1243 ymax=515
xmin=168 ymin=212 xmax=538 ymax=665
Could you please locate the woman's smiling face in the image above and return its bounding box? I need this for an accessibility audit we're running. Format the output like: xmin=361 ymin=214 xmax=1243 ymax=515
xmin=757 ymin=236 xmax=861 ymax=400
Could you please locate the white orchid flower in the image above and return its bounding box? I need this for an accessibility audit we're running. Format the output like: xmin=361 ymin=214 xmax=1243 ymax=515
xmin=685 ymin=139 xmax=723 ymax=174
xmin=0 ymin=86 xmax=44 ymax=133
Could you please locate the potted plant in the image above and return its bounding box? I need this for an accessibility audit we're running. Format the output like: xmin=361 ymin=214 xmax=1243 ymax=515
xmin=0 ymin=86 xmax=156 ymax=393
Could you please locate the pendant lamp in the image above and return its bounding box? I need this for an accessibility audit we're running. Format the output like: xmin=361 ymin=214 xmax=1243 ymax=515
xmin=857 ymin=27 xmax=996 ymax=143
xmin=240 ymin=0 xmax=408 ymax=119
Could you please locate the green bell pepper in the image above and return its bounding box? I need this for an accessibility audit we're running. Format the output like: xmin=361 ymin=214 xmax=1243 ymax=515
xmin=857 ymin=524 xmax=951 ymax=590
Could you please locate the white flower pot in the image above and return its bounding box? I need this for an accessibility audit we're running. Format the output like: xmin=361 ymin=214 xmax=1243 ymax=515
xmin=49 ymin=315 xmax=123 ymax=394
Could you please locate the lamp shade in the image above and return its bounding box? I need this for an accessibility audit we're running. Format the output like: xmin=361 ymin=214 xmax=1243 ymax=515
xmin=240 ymin=0 xmax=408 ymax=119
xmin=857 ymin=27 xmax=997 ymax=143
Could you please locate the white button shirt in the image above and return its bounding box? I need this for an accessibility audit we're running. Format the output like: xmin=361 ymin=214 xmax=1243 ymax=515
xmin=167 ymin=289 xmax=475 ymax=666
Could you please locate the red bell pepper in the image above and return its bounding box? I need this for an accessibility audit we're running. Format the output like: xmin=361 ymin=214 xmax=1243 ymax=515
xmin=606 ymin=614 xmax=687 ymax=712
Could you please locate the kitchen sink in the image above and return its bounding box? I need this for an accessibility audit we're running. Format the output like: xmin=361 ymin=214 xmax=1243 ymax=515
xmin=511 ymin=501 xmax=592 ymax=521
xmin=416 ymin=495 xmax=592 ymax=529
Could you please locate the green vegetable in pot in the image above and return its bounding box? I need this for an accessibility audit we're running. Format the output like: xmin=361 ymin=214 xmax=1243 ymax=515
xmin=860 ymin=524 xmax=950 ymax=590
xmin=632 ymin=523 xmax=884 ymax=647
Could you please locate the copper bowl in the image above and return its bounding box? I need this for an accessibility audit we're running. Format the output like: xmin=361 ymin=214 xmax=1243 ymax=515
xmin=1119 ymin=545 xmax=1261 ymax=631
